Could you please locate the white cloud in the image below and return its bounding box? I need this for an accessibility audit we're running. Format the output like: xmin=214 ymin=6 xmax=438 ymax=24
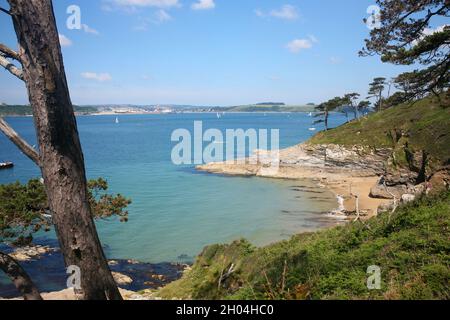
xmin=82 ymin=24 xmax=100 ymax=35
xmin=59 ymin=34 xmax=72 ymax=47
xmin=256 ymin=5 xmax=299 ymax=20
xmin=155 ymin=9 xmax=172 ymax=22
xmin=286 ymin=38 xmax=313 ymax=53
xmin=191 ymin=0 xmax=215 ymax=10
xmin=412 ymin=24 xmax=448 ymax=46
xmin=270 ymin=5 xmax=298 ymax=20
xmin=81 ymin=72 xmax=112 ymax=82
xmin=423 ymin=24 xmax=448 ymax=36
xmin=133 ymin=9 xmax=172 ymax=31
xmin=112 ymin=0 xmax=179 ymax=7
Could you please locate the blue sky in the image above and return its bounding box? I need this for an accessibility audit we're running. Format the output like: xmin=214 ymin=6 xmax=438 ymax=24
xmin=0 ymin=0 xmax=427 ymax=106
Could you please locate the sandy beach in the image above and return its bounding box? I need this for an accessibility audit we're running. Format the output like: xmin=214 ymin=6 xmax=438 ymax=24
xmin=197 ymin=144 xmax=391 ymax=219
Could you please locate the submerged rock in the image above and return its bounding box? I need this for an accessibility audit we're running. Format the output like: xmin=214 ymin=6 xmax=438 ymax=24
xmin=112 ymin=272 xmax=133 ymax=286
xmin=0 ymin=239 xmax=187 ymax=299
xmin=9 ymin=245 xmax=56 ymax=262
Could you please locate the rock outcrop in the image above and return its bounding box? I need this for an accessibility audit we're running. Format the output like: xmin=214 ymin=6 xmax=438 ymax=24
xmin=198 ymin=142 xmax=449 ymax=216
xmin=9 ymin=245 xmax=56 ymax=262
xmin=198 ymin=143 xmax=391 ymax=179
xmin=297 ymin=144 xmax=390 ymax=176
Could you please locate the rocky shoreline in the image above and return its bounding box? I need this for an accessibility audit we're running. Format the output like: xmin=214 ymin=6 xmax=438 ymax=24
xmin=3 ymin=142 xmax=447 ymax=300
xmin=0 ymin=240 xmax=187 ymax=300
xmin=197 ymin=143 xmax=449 ymax=219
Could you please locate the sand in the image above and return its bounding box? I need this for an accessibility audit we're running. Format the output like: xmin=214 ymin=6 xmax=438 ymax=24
xmin=197 ymin=161 xmax=389 ymax=219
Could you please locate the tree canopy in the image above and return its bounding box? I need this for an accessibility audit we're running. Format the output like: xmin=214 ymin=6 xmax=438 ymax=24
xmin=0 ymin=178 xmax=131 ymax=246
xmin=314 ymin=97 xmax=346 ymax=130
xmin=361 ymin=0 xmax=450 ymax=99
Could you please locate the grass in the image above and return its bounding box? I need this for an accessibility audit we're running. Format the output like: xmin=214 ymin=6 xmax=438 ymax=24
xmin=158 ymin=95 xmax=450 ymax=300
xmin=309 ymin=95 xmax=450 ymax=166
xmin=159 ymin=191 xmax=450 ymax=300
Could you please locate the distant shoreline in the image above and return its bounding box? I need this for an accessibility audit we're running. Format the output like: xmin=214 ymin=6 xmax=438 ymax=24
xmin=0 ymin=103 xmax=316 ymax=117
xmin=1 ymin=111 xmax=317 ymax=117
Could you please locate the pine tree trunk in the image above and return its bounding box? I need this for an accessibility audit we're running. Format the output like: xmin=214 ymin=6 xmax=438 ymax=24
xmin=0 ymin=251 xmax=42 ymax=300
xmin=7 ymin=0 xmax=122 ymax=300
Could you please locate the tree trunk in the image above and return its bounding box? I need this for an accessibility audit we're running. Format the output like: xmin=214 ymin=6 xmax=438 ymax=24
xmin=378 ymin=92 xmax=383 ymax=112
xmin=325 ymin=111 xmax=329 ymax=130
xmin=0 ymin=251 xmax=42 ymax=300
xmin=7 ymin=0 xmax=122 ymax=300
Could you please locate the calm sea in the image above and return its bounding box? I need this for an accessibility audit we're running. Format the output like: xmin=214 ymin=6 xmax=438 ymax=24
xmin=0 ymin=112 xmax=349 ymax=263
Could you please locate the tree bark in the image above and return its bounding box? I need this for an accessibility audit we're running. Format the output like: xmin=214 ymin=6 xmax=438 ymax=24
xmin=0 ymin=53 xmax=23 ymax=79
xmin=0 ymin=251 xmax=42 ymax=300
xmin=0 ymin=117 xmax=40 ymax=165
xmin=7 ymin=0 xmax=122 ymax=300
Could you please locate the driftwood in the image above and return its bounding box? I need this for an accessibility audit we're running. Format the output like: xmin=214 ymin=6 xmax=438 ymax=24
xmin=0 ymin=118 xmax=40 ymax=166
xmin=218 ymin=263 xmax=236 ymax=289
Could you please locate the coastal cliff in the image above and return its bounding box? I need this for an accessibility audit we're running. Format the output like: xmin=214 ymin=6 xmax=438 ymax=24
xmin=198 ymin=95 xmax=450 ymax=217
xmin=198 ymin=143 xmax=390 ymax=178
xmin=159 ymin=95 xmax=450 ymax=300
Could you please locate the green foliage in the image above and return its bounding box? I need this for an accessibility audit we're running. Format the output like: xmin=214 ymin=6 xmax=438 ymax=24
xmin=0 ymin=178 xmax=131 ymax=245
xmin=0 ymin=105 xmax=97 ymax=116
xmin=226 ymin=105 xmax=316 ymax=113
xmin=159 ymin=191 xmax=450 ymax=300
xmin=87 ymin=178 xmax=131 ymax=222
xmin=315 ymin=97 xmax=344 ymax=113
xmin=0 ymin=180 xmax=48 ymax=245
xmin=314 ymin=97 xmax=347 ymax=130
xmin=368 ymin=77 xmax=387 ymax=111
xmin=309 ymin=95 xmax=450 ymax=167
xmin=383 ymin=92 xmax=409 ymax=109
xmin=361 ymin=1 xmax=449 ymax=99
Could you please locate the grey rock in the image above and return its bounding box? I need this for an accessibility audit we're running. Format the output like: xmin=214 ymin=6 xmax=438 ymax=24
xmin=370 ymin=183 xmax=408 ymax=199
xmin=401 ymin=194 xmax=416 ymax=203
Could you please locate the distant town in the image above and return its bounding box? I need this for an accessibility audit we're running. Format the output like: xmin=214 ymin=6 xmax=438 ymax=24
xmin=0 ymin=102 xmax=317 ymax=116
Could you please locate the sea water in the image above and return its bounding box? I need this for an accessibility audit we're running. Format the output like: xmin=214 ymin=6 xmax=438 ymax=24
xmin=0 ymin=113 xmax=349 ymax=263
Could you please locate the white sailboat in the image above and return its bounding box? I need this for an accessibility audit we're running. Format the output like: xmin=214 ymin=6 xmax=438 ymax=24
xmin=216 ymin=112 xmax=221 ymax=119
xmin=115 ymin=117 xmax=119 ymax=124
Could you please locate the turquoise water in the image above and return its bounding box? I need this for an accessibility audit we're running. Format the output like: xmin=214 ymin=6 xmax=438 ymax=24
xmin=0 ymin=113 xmax=348 ymax=263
